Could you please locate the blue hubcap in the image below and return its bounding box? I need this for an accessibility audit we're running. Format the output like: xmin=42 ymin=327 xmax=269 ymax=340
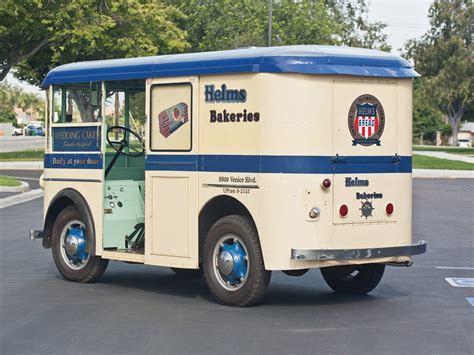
xmin=215 ymin=236 xmax=248 ymax=290
xmin=61 ymin=221 xmax=89 ymax=269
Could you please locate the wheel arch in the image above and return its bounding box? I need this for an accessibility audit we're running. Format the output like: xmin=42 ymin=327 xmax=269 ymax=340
xmin=43 ymin=188 xmax=96 ymax=255
xmin=198 ymin=195 xmax=259 ymax=264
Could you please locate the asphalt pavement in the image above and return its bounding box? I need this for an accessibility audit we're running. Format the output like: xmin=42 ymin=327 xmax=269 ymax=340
xmin=1 ymin=179 xmax=473 ymax=354
xmin=0 ymin=136 xmax=45 ymax=152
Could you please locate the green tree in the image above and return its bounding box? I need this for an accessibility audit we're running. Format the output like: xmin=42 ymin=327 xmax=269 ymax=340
xmin=0 ymin=82 xmax=44 ymax=124
xmin=405 ymin=0 xmax=473 ymax=146
xmin=412 ymin=79 xmax=443 ymax=144
xmin=329 ymin=0 xmax=390 ymax=51
xmin=10 ymin=1 xmax=189 ymax=86
xmin=171 ymin=0 xmax=389 ymax=52
xmin=0 ymin=110 xmax=16 ymax=125
xmin=0 ymin=1 xmax=101 ymax=81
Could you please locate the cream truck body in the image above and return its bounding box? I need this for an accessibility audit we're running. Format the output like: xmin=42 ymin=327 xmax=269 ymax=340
xmin=33 ymin=46 xmax=426 ymax=306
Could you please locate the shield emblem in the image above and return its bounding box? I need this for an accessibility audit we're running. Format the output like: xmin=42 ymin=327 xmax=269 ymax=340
xmin=355 ymin=103 xmax=379 ymax=139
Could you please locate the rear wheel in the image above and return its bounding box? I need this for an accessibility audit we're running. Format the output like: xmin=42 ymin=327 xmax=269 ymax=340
xmin=203 ymin=215 xmax=271 ymax=307
xmin=51 ymin=206 xmax=108 ymax=283
xmin=320 ymin=264 xmax=385 ymax=294
xmin=282 ymin=269 xmax=309 ymax=277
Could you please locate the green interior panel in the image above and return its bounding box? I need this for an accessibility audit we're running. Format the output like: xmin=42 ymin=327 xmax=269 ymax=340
xmin=103 ymin=180 xmax=145 ymax=249
xmin=104 ymin=153 xmax=145 ymax=181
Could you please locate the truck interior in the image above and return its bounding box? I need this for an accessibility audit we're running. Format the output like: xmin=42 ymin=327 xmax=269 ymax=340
xmin=52 ymin=80 xmax=147 ymax=255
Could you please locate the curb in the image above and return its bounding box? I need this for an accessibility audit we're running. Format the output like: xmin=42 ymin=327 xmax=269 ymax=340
xmin=413 ymin=169 xmax=474 ymax=179
xmin=0 ymin=189 xmax=44 ymax=209
xmin=0 ymin=161 xmax=44 ymax=170
xmin=0 ymin=180 xmax=30 ymax=193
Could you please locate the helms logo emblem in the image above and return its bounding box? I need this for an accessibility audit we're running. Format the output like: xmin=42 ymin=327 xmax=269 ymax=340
xmin=348 ymin=94 xmax=385 ymax=146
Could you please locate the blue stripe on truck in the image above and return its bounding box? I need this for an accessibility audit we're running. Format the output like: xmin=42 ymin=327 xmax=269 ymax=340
xmin=44 ymin=153 xmax=411 ymax=174
xmin=145 ymin=155 xmax=412 ymax=174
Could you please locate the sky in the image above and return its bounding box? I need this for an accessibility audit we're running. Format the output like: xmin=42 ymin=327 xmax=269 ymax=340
xmin=6 ymin=0 xmax=433 ymax=96
xmin=368 ymin=0 xmax=432 ymax=51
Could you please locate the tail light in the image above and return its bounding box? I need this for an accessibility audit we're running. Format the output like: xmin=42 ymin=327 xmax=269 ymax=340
xmin=321 ymin=178 xmax=331 ymax=189
xmin=386 ymin=203 xmax=394 ymax=216
xmin=339 ymin=204 xmax=348 ymax=217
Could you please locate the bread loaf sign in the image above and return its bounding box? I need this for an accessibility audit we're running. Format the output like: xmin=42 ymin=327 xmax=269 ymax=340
xmin=158 ymin=102 xmax=189 ymax=138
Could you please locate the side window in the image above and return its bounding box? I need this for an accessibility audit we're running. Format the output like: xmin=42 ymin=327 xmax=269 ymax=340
xmin=52 ymin=84 xmax=102 ymax=123
xmin=150 ymin=83 xmax=192 ymax=151
xmin=103 ymin=90 xmax=145 ymax=136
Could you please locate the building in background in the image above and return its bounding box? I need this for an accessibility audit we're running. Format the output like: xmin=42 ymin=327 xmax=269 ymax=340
xmin=458 ymin=121 xmax=474 ymax=146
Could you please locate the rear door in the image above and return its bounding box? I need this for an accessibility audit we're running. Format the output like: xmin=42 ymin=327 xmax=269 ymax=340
xmin=332 ymin=78 xmax=400 ymax=224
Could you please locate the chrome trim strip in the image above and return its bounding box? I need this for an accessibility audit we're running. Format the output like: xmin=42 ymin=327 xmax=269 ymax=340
xmin=43 ymin=178 xmax=102 ymax=183
xmin=291 ymin=240 xmax=427 ymax=260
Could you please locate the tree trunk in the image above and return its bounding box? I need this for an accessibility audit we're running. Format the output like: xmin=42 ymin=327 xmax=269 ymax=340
xmin=0 ymin=68 xmax=11 ymax=82
xmin=69 ymin=89 xmax=95 ymax=122
xmin=447 ymin=106 xmax=466 ymax=147
xmin=67 ymin=96 xmax=73 ymax=115
xmin=0 ymin=38 xmax=49 ymax=82
xmin=450 ymin=121 xmax=459 ymax=146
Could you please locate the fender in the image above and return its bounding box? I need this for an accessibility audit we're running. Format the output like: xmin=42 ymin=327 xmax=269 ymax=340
xmin=43 ymin=188 xmax=96 ymax=255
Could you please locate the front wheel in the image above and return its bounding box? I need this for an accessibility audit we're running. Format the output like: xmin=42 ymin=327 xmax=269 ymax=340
xmin=203 ymin=215 xmax=271 ymax=307
xmin=320 ymin=264 xmax=385 ymax=294
xmin=51 ymin=206 xmax=108 ymax=283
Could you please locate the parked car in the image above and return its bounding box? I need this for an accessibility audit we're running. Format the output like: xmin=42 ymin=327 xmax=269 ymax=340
xmin=12 ymin=128 xmax=23 ymax=136
xmin=457 ymin=139 xmax=472 ymax=148
xmin=25 ymin=124 xmax=45 ymax=136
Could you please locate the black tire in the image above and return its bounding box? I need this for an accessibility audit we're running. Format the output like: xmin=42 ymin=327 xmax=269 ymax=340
xmin=170 ymin=267 xmax=202 ymax=277
xmin=282 ymin=269 xmax=309 ymax=277
xmin=203 ymin=215 xmax=271 ymax=307
xmin=51 ymin=206 xmax=108 ymax=283
xmin=320 ymin=263 xmax=385 ymax=295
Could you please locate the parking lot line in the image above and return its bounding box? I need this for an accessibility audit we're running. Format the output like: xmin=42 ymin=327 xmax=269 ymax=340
xmin=466 ymin=298 xmax=474 ymax=306
xmin=437 ymin=266 xmax=474 ymax=270
xmin=445 ymin=278 xmax=474 ymax=288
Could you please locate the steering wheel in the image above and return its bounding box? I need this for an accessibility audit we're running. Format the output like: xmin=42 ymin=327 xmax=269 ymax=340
xmin=106 ymin=125 xmax=144 ymax=157
xmin=105 ymin=126 xmax=144 ymax=178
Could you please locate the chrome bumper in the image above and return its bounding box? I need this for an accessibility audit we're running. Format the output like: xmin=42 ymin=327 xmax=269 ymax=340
xmin=291 ymin=240 xmax=427 ymax=260
xmin=29 ymin=230 xmax=44 ymax=240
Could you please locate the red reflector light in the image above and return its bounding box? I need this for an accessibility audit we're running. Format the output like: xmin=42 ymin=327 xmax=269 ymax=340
xmin=339 ymin=204 xmax=348 ymax=217
xmin=321 ymin=178 xmax=331 ymax=189
xmin=386 ymin=203 xmax=394 ymax=215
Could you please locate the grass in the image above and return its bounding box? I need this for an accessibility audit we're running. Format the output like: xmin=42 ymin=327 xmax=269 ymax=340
xmin=413 ymin=146 xmax=474 ymax=155
xmin=0 ymin=149 xmax=45 ymax=161
xmin=0 ymin=175 xmax=21 ymax=187
xmin=412 ymin=155 xmax=474 ymax=170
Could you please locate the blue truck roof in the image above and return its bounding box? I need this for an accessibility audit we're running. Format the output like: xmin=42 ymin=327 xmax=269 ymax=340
xmin=41 ymin=45 xmax=418 ymax=87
